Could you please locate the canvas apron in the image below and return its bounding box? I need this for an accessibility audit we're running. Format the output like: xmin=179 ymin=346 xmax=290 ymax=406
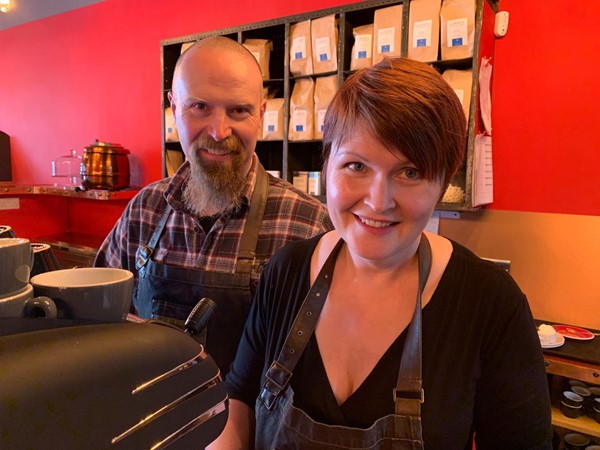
xmin=255 ymin=234 xmax=432 ymax=449
xmin=134 ymin=164 xmax=268 ymax=374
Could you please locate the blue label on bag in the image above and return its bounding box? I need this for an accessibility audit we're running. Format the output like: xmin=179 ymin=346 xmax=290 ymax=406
xmin=417 ymin=38 xmax=426 ymax=47
xmin=381 ymin=44 xmax=391 ymax=53
xmin=452 ymin=37 xmax=464 ymax=47
xmin=358 ymin=51 xmax=367 ymax=58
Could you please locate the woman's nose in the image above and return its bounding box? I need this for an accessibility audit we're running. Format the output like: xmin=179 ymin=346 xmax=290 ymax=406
xmin=206 ymin=110 xmax=232 ymax=142
xmin=365 ymin=176 xmax=396 ymax=212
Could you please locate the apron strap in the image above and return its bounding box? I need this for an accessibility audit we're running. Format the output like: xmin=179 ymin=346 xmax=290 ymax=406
xmin=259 ymin=238 xmax=345 ymax=410
xmin=235 ymin=163 xmax=269 ymax=275
xmin=394 ymin=234 xmax=432 ymax=416
xmin=135 ymin=162 xmax=268 ymax=274
xmin=135 ymin=204 xmax=173 ymax=272
xmin=259 ymin=234 xmax=432 ymax=416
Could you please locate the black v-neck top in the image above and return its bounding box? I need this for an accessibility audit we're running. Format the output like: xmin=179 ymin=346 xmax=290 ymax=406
xmin=226 ymin=234 xmax=552 ymax=450
xmin=296 ymin=331 xmax=408 ymax=428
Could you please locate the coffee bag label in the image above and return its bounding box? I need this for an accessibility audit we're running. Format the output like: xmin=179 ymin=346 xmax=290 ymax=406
xmin=377 ymin=27 xmax=396 ymax=54
xmin=315 ymin=37 xmax=332 ymax=62
xmin=292 ymin=110 xmax=308 ymax=133
xmin=413 ymin=20 xmax=433 ymax=47
xmin=447 ymin=18 xmax=468 ymax=47
xmin=292 ymin=36 xmax=308 ymax=60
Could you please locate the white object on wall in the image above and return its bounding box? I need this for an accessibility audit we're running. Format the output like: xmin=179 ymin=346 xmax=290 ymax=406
xmin=494 ymin=11 xmax=509 ymax=38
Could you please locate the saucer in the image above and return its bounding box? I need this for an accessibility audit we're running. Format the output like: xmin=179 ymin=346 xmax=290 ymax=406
xmin=541 ymin=333 xmax=565 ymax=349
xmin=553 ymin=325 xmax=595 ymax=341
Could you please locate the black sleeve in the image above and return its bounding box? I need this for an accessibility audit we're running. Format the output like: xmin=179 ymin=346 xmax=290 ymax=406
xmin=472 ymin=272 xmax=553 ymax=449
xmin=225 ymin=236 xmax=318 ymax=407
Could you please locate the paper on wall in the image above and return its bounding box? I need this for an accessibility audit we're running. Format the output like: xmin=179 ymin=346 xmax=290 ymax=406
xmin=479 ymin=57 xmax=493 ymax=135
xmin=472 ymin=134 xmax=493 ymax=206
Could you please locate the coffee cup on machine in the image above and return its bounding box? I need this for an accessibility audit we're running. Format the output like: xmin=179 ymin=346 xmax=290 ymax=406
xmin=0 ymin=283 xmax=57 ymax=319
xmin=0 ymin=238 xmax=33 ymax=297
xmin=30 ymin=267 xmax=134 ymax=323
xmin=0 ymin=225 xmax=16 ymax=239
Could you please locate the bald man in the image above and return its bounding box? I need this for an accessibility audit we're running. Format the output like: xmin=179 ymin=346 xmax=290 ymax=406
xmin=95 ymin=37 xmax=331 ymax=374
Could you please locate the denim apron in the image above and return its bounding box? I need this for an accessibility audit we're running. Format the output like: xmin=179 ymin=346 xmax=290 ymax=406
xmin=255 ymin=234 xmax=432 ymax=449
xmin=134 ymin=164 xmax=268 ymax=375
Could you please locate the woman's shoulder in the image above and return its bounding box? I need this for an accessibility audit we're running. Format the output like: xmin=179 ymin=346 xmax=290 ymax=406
xmin=265 ymin=233 xmax=326 ymax=276
xmin=441 ymin=237 xmax=526 ymax=307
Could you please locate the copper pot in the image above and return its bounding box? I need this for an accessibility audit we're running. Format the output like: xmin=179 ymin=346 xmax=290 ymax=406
xmin=80 ymin=139 xmax=130 ymax=191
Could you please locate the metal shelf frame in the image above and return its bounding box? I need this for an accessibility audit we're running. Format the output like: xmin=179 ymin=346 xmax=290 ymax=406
xmin=159 ymin=0 xmax=498 ymax=211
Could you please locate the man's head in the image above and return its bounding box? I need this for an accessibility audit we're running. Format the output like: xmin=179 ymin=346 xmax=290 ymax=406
xmin=168 ymin=37 xmax=266 ymax=216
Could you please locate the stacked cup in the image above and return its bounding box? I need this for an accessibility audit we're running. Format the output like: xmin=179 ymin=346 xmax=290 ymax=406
xmin=561 ymin=390 xmax=585 ymax=418
xmin=0 ymin=237 xmax=57 ymax=319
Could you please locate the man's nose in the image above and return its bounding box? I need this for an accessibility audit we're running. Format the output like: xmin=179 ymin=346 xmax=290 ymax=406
xmin=206 ymin=110 xmax=232 ymax=142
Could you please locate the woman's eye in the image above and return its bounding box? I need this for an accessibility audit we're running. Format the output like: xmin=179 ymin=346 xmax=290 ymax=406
xmin=347 ymin=162 xmax=366 ymax=172
xmin=402 ymin=168 xmax=421 ymax=180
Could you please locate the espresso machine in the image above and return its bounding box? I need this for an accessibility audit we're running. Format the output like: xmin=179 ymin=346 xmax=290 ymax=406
xmin=0 ymin=299 xmax=228 ymax=449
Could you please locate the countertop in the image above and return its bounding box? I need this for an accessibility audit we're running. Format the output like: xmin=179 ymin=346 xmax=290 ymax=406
xmin=536 ymin=319 xmax=600 ymax=366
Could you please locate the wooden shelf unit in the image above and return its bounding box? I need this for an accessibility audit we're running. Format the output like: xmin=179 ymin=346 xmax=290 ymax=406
xmin=160 ymin=0 xmax=499 ymax=211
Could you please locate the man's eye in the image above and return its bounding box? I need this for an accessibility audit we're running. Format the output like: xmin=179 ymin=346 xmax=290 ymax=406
xmin=192 ymin=103 xmax=207 ymax=111
xmin=231 ymin=107 xmax=250 ymax=116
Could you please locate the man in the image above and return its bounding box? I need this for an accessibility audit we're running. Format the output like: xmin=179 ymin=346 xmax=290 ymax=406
xmin=94 ymin=37 xmax=331 ymax=374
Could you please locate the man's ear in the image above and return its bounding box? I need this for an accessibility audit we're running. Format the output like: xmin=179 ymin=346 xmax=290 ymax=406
xmin=168 ymin=91 xmax=177 ymax=115
xmin=259 ymin=98 xmax=267 ymax=120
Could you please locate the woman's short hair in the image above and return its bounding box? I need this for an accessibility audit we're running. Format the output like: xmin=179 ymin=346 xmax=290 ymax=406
xmin=322 ymin=57 xmax=467 ymax=190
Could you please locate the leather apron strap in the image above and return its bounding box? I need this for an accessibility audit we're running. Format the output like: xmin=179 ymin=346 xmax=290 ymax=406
xmin=259 ymin=234 xmax=432 ymax=414
xmin=394 ymin=235 xmax=432 ymax=416
xmin=235 ymin=163 xmax=268 ymax=275
xmin=135 ymin=162 xmax=269 ymax=276
xmin=135 ymin=205 xmax=173 ymax=273
xmin=259 ymin=238 xmax=344 ymax=409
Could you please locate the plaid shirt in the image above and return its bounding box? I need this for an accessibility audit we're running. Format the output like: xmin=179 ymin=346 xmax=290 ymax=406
xmin=95 ymin=155 xmax=331 ymax=294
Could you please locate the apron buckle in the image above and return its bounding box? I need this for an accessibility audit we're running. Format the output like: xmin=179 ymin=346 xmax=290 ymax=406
xmin=393 ymin=387 xmax=424 ymax=403
xmin=135 ymin=245 xmax=154 ymax=271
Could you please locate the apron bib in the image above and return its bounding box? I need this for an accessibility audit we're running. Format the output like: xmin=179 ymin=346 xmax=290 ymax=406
xmin=134 ymin=164 xmax=268 ymax=374
xmin=255 ymin=235 xmax=432 ymax=449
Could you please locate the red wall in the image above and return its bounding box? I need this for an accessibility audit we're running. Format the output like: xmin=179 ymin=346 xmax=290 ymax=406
xmin=1 ymin=0 xmax=599 ymax=241
xmin=491 ymin=2 xmax=600 ymax=214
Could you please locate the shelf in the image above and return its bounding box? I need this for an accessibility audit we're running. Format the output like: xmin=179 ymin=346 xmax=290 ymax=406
xmin=160 ymin=0 xmax=497 ymax=211
xmin=0 ymin=185 xmax=139 ymax=201
xmin=551 ymin=406 xmax=600 ymax=438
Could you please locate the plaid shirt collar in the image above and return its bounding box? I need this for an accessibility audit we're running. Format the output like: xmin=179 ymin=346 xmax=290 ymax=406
xmin=163 ymin=154 xmax=259 ymax=218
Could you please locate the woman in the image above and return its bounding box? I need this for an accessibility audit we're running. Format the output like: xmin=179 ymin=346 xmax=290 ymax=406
xmin=211 ymin=58 xmax=552 ymax=449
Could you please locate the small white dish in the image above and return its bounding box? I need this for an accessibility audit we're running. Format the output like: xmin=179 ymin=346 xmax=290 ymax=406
xmin=541 ymin=333 xmax=565 ymax=349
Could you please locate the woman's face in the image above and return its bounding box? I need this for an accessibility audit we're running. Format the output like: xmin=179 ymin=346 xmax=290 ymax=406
xmin=325 ymin=127 xmax=443 ymax=267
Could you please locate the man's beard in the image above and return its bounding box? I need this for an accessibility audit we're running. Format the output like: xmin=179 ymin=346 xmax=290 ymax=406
xmin=182 ymin=133 xmax=247 ymax=217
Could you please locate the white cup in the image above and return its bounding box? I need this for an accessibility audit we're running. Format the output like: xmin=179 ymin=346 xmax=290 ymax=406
xmin=30 ymin=268 xmax=134 ymax=322
xmin=0 ymin=238 xmax=33 ymax=297
xmin=0 ymin=283 xmax=58 ymax=318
